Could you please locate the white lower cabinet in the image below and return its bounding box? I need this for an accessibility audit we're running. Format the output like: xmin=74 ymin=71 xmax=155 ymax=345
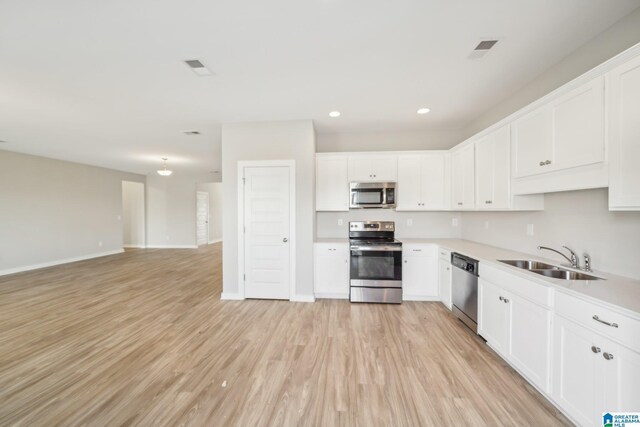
xmin=314 ymin=243 xmax=349 ymax=299
xmin=402 ymin=244 xmax=438 ymax=301
xmin=553 ymin=314 xmax=640 ymax=427
xmin=478 ymin=277 xmax=551 ymax=393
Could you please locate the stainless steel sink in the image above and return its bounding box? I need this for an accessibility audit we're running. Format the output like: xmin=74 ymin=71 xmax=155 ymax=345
xmin=498 ymin=259 xmax=604 ymax=281
xmin=529 ymin=269 xmax=603 ymax=281
xmin=498 ymin=259 xmax=559 ymax=270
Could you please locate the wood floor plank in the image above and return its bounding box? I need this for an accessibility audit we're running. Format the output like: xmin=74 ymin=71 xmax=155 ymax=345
xmin=0 ymin=244 xmax=572 ymax=426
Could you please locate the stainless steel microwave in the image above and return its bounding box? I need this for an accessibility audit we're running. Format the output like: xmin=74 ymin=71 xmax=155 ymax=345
xmin=349 ymin=182 xmax=396 ymax=209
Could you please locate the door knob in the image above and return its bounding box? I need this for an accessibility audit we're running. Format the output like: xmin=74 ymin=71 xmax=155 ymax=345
xmin=283 ymin=238 xmax=288 ymax=243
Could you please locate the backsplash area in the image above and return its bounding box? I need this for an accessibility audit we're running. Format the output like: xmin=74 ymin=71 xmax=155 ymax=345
xmin=462 ymin=188 xmax=640 ymax=280
xmin=316 ymin=210 xmax=462 ymax=239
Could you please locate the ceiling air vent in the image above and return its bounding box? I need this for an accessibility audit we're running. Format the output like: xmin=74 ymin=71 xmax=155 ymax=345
xmin=474 ymin=40 xmax=499 ymax=50
xmin=184 ymin=59 xmax=212 ymax=76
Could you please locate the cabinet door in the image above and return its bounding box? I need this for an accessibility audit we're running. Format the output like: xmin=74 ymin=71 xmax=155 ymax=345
xmin=608 ymin=55 xmax=640 ymax=210
xmin=507 ymin=294 xmax=551 ymax=393
xmin=397 ymin=156 xmax=422 ymax=210
xmin=512 ymin=108 xmax=553 ymax=178
xmin=348 ymin=155 xmax=397 ymax=182
xmin=552 ymin=315 xmax=603 ymax=427
xmin=370 ymin=156 xmax=398 ymax=182
xmin=421 ymin=154 xmax=447 ymax=209
xmin=475 ymin=134 xmax=494 ymax=209
xmin=491 ymin=126 xmax=510 ymax=209
xmin=438 ymin=259 xmax=452 ymax=309
xmin=452 ymin=145 xmax=475 ymax=210
xmin=478 ymin=278 xmax=508 ymax=354
xmin=316 ymin=156 xmax=349 ymax=211
xmin=552 ymin=76 xmax=605 ymax=171
xmin=402 ymin=245 xmax=438 ymax=299
xmin=601 ymin=340 xmax=640 ymax=417
xmin=314 ymin=245 xmax=349 ymax=297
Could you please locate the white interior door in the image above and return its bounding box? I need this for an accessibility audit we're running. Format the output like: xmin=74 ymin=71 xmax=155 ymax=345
xmin=243 ymin=166 xmax=291 ymax=300
xmin=196 ymin=191 xmax=209 ymax=246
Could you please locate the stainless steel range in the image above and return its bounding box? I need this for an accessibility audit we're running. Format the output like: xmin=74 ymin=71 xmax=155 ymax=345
xmin=349 ymin=221 xmax=402 ymax=304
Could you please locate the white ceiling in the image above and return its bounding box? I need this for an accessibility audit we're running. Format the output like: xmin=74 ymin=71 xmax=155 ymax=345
xmin=1 ymin=0 xmax=639 ymax=175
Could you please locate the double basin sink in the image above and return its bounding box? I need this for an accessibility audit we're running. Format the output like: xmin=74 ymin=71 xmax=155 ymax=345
xmin=498 ymin=260 xmax=603 ymax=281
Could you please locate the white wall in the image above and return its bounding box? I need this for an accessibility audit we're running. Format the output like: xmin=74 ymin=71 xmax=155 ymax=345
xmin=0 ymin=150 xmax=144 ymax=274
xmin=122 ymin=181 xmax=145 ymax=248
xmin=146 ymin=173 xmax=207 ymax=248
xmin=317 ymin=210 xmax=462 ymax=239
xmin=196 ymin=182 xmax=223 ymax=243
xmin=316 ymin=129 xmax=466 ymax=153
xmin=462 ymin=189 xmax=640 ymax=280
xmin=222 ymin=120 xmax=316 ymax=299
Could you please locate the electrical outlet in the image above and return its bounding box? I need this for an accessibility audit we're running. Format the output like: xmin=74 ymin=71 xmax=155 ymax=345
xmin=527 ymin=224 xmax=535 ymax=236
xmin=337 ymin=218 xmax=343 ymax=226
xmin=407 ymin=218 xmax=413 ymax=227
xmin=484 ymin=221 xmax=490 ymax=230
xmin=452 ymin=218 xmax=459 ymax=227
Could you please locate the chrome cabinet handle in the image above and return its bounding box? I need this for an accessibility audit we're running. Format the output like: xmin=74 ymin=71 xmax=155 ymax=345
xmin=539 ymin=161 xmax=545 ymax=166
xmin=404 ymin=260 xmax=408 ymax=263
xmin=604 ymin=352 xmax=614 ymax=360
xmin=591 ymin=346 xmax=601 ymax=353
xmin=545 ymin=160 xmax=551 ymax=165
xmin=283 ymin=238 xmax=288 ymax=243
xmin=457 ymin=202 xmax=463 ymax=206
xmin=592 ymin=315 xmax=618 ymax=328
xmin=412 ymin=249 xmax=422 ymax=252
xmin=499 ymin=296 xmax=504 ymax=301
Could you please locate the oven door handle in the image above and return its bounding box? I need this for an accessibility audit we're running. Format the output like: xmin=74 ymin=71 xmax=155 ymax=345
xmin=350 ymin=246 xmax=403 ymax=252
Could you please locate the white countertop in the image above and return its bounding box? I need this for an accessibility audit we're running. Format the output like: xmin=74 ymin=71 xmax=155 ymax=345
xmin=400 ymin=238 xmax=640 ymax=318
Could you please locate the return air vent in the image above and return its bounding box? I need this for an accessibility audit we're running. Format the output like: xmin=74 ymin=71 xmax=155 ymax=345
xmin=184 ymin=59 xmax=212 ymax=76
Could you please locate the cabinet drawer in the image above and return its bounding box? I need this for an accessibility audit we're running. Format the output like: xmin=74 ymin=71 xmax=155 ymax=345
xmin=314 ymin=243 xmax=348 ymax=256
xmin=481 ymin=263 xmax=552 ymax=308
xmin=438 ymin=247 xmax=451 ymax=262
xmin=555 ymin=291 xmax=640 ymax=353
xmin=403 ymin=244 xmax=435 ymax=258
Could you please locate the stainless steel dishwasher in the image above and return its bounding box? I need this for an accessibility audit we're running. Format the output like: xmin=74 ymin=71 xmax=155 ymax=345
xmin=451 ymin=253 xmax=479 ymax=333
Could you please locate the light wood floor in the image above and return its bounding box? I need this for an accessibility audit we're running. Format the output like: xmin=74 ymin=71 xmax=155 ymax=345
xmin=0 ymin=244 xmax=572 ymax=426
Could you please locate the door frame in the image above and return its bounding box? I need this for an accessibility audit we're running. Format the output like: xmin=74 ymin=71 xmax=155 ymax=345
xmin=196 ymin=191 xmax=210 ymax=246
xmin=237 ymin=160 xmax=296 ymax=300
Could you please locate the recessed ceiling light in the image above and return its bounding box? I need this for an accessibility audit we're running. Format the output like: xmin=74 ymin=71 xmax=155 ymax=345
xmin=329 ymin=111 xmax=341 ymax=118
xmin=182 ymin=130 xmax=201 ymax=135
xmin=417 ymin=108 xmax=431 ymax=114
xmin=184 ymin=59 xmax=212 ymax=76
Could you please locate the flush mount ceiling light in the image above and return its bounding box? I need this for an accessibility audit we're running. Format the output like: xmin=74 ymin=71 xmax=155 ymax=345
xmin=157 ymin=157 xmax=173 ymax=176
xmin=329 ymin=111 xmax=341 ymax=118
xmin=417 ymin=108 xmax=431 ymax=114
xmin=184 ymin=59 xmax=212 ymax=76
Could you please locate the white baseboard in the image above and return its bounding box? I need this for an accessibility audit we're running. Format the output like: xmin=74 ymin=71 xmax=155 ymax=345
xmin=403 ymin=295 xmax=441 ymax=302
xmin=291 ymin=294 xmax=316 ymax=303
xmin=123 ymin=244 xmax=146 ymax=249
xmin=145 ymin=245 xmax=198 ymax=249
xmin=221 ymin=292 xmax=244 ymax=300
xmin=208 ymin=238 xmax=222 ymax=244
xmin=0 ymin=249 xmax=125 ymax=277
xmin=315 ymin=293 xmax=349 ymax=300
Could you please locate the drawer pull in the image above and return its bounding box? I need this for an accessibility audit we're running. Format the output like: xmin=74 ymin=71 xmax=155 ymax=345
xmin=412 ymin=249 xmax=422 ymax=252
xmin=591 ymin=346 xmax=601 ymax=354
xmin=603 ymin=352 xmax=614 ymax=361
xmin=592 ymin=315 xmax=618 ymax=328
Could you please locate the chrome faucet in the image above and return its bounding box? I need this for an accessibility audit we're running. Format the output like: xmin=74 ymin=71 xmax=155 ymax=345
xmin=583 ymin=253 xmax=592 ymax=272
xmin=537 ymin=245 xmax=579 ymax=269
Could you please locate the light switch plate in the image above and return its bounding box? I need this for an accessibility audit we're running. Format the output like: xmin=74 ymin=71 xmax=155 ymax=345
xmin=338 ymin=218 xmax=343 ymax=226
xmin=484 ymin=221 xmax=490 ymax=230
xmin=452 ymin=218 xmax=459 ymax=227
xmin=407 ymin=218 xmax=413 ymax=227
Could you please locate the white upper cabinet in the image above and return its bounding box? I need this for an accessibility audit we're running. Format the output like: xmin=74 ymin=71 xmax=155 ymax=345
xmin=397 ymin=153 xmax=449 ymax=211
xmin=451 ymin=144 xmax=475 ymax=210
xmin=348 ymin=155 xmax=397 ymax=182
xmin=512 ymin=76 xmax=605 ymax=179
xmin=608 ymin=54 xmax=640 ymax=210
xmin=475 ymin=125 xmax=511 ymax=210
xmin=316 ymin=156 xmax=349 ymax=211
